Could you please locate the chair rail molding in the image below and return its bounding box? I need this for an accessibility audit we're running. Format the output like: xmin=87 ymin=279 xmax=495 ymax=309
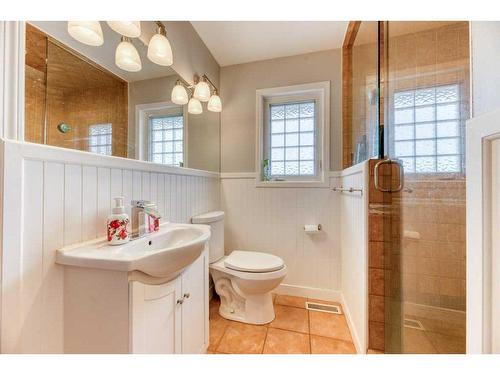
xmin=0 ymin=21 xmax=25 ymax=141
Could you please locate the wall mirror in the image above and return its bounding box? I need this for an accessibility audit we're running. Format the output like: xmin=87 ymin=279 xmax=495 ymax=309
xmin=24 ymin=21 xmax=221 ymax=173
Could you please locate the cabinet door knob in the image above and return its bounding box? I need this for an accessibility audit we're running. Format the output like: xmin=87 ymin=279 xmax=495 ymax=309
xmin=183 ymin=293 xmax=190 ymax=299
xmin=176 ymin=298 xmax=184 ymax=304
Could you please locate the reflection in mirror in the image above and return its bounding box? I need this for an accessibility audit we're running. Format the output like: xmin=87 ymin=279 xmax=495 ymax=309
xmin=24 ymin=22 xmax=221 ymax=173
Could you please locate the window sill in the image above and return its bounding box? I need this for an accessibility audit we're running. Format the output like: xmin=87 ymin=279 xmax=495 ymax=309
xmin=255 ymin=179 xmax=330 ymax=188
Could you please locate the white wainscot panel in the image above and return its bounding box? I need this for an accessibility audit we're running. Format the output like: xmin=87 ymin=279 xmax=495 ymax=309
xmin=220 ymin=177 xmax=341 ymax=297
xmin=0 ymin=140 xmax=220 ymax=353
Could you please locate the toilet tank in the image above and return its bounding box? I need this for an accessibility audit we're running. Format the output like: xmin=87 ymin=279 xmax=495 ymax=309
xmin=191 ymin=211 xmax=225 ymax=263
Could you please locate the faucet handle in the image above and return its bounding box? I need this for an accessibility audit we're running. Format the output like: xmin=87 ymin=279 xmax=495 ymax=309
xmin=131 ymin=200 xmax=151 ymax=208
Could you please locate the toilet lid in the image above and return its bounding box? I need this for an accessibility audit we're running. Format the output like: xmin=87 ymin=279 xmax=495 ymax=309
xmin=224 ymin=251 xmax=284 ymax=273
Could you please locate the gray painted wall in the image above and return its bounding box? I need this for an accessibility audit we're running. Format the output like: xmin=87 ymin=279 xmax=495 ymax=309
xmin=219 ymin=48 xmax=342 ymax=173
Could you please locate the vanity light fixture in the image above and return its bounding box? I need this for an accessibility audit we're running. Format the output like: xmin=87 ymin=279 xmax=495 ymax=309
xmin=207 ymin=89 xmax=222 ymax=112
xmin=201 ymin=74 xmax=223 ymax=112
xmin=107 ymin=21 xmax=141 ymax=38
xmin=171 ymin=80 xmax=189 ymax=105
xmin=67 ymin=21 xmax=104 ymax=46
xmin=188 ymin=97 xmax=203 ymax=115
xmin=193 ymin=76 xmax=211 ymax=102
xmin=170 ymin=74 xmax=222 ymax=114
xmin=115 ymin=36 xmax=142 ymax=72
xmin=147 ymin=22 xmax=173 ymax=66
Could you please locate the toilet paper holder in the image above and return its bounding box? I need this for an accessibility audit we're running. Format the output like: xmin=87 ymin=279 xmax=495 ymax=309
xmin=304 ymin=224 xmax=322 ymax=233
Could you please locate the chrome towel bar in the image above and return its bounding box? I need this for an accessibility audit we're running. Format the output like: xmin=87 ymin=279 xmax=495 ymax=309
xmin=332 ymin=186 xmax=363 ymax=194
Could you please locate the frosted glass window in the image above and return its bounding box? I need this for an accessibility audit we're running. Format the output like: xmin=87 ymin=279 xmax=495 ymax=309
xmin=149 ymin=114 xmax=184 ymax=167
xmin=89 ymin=123 xmax=112 ymax=155
xmin=269 ymin=101 xmax=316 ymax=177
xmin=392 ymin=84 xmax=462 ymax=173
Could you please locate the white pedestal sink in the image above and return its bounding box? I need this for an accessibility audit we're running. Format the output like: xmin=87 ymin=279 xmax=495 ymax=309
xmin=56 ymin=223 xmax=211 ymax=279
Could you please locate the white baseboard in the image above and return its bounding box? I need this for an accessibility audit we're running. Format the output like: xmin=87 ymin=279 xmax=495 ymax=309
xmin=274 ymin=284 xmax=342 ymax=302
xmin=340 ymin=293 xmax=364 ymax=354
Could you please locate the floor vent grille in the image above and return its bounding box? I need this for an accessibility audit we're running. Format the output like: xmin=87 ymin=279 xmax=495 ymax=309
xmin=404 ymin=318 xmax=425 ymax=330
xmin=305 ymin=302 xmax=342 ymax=314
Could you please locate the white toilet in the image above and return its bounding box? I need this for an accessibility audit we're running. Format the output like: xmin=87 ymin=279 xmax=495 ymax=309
xmin=192 ymin=211 xmax=287 ymax=325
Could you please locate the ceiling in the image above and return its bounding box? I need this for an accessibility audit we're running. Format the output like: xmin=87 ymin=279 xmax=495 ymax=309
xmin=190 ymin=21 xmax=349 ymax=67
xmin=29 ymin=21 xmax=177 ymax=82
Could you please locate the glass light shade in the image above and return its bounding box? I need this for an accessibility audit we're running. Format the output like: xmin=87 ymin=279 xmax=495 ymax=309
xmin=67 ymin=21 xmax=103 ymax=46
xmin=188 ymin=98 xmax=203 ymax=115
xmin=115 ymin=39 xmax=142 ymax=72
xmin=107 ymin=21 xmax=141 ymax=38
xmin=171 ymin=84 xmax=189 ymax=105
xmin=207 ymin=94 xmax=222 ymax=112
xmin=193 ymin=80 xmax=211 ymax=102
xmin=147 ymin=33 xmax=173 ymax=66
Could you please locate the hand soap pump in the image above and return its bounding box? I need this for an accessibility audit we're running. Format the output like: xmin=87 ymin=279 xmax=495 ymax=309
xmin=107 ymin=197 xmax=130 ymax=245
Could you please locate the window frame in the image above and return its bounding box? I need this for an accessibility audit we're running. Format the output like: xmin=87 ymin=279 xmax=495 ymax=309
xmin=148 ymin=111 xmax=185 ymax=167
xmin=255 ymin=81 xmax=330 ymax=188
xmin=88 ymin=123 xmax=112 ymax=156
xmin=135 ymin=101 xmax=188 ymax=167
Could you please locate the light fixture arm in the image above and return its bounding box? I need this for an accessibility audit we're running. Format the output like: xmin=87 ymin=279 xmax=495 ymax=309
xmin=175 ymin=79 xmax=194 ymax=95
xmin=155 ymin=21 xmax=167 ymax=36
xmin=200 ymin=74 xmax=219 ymax=94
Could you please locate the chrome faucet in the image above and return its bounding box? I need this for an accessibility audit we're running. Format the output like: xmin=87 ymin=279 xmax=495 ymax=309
xmin=130 ymin=200 xmax=161 ymax=239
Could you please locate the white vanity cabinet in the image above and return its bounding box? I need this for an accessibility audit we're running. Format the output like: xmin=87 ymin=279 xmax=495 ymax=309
xmin=63 ymin=249 xmax=209 ymax=354
xmin=130 ymin=250 xmax=209 ymax=354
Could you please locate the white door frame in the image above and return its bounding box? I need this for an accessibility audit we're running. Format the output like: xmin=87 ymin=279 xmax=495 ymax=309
xmin=466 ymin=108 xmax=500 ymax=353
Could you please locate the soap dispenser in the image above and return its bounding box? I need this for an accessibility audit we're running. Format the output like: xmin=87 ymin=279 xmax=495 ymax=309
xmin=107 ymin=197 xmax=130 ymax=245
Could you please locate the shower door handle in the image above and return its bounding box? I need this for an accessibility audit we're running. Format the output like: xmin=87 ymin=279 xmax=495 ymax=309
xmin=374 ymin=158 xmax=405 ymax=193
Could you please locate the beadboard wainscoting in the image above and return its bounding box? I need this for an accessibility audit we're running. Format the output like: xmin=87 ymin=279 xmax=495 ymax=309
xmin=0 ymin=139 xmax=220 ymax=353
xmin=336 ymin=162 xmax=369 ymax=353
xmin=220 ymin=173 xmax=342 ymax=300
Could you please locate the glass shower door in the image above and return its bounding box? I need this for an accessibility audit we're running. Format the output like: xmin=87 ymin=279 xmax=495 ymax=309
xmin=383 ymin=21 xmax=469 ymax=353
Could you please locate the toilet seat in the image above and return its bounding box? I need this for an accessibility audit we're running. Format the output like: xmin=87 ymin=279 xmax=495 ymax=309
xmin=224 ymin=251 xmax=284 ymax=273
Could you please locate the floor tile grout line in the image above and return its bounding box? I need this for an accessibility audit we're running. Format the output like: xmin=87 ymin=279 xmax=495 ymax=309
xmin=213 ymin=320 xmax=229 ymax=353
xmin=261 ymin=326 xmax=269 ymax=354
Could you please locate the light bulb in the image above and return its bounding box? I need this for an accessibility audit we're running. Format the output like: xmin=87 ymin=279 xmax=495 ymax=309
xmin=193 ymin=80 xmax=211 ymax=102
xmin=107 ymin=21 xmax=141 ymax=38
xmin=171 ymin=83 xmax=189 ymax=105
xmin=207 ymin=93 xmax=222 ymax=112
xmin=147 ymin=33 xmax=173 ymax=66
xmin=188 ymin=98 xmax=203 ymax=115
xmin=115 ymin=37 xmax=142 ymax=72
xmin=67 ymin=21 xmax=103 ymax=46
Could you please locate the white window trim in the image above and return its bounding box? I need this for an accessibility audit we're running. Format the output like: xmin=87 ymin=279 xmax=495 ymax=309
xmin=135 ymin=101 xmax=188 ymax=167
xmin=255 ymin=81 xmax=330 ymax=188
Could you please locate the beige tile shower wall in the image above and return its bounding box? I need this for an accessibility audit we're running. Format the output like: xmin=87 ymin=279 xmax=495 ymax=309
xmin=220 ymin=176 xmax=341 ymax=298
xmin=387 ymin=22 xmax=469 ymax=313
xmin=0 ymin=139 xmax=220 ymax=353
xmin=351 ymin=39 xmax=378 ymax=162
xmin=399 ymin=178 xmax=466 ymax=311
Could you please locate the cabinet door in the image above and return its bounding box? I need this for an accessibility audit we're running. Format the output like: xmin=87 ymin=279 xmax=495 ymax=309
xmin=181 ymin=251 xmax=208 ymax=353
xmin=130 ymin=278 xmax=182 ymax=354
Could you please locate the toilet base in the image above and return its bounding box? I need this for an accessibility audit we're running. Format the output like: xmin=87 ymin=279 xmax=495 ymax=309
xmin=211 ymin=271 xmax=277 ymax=325
xmin=218 ymin=290 xmax=275 ymax=325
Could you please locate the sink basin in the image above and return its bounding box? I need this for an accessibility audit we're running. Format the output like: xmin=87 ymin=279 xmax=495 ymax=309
xmin=56 ymin=223 xmax=211 ymax=279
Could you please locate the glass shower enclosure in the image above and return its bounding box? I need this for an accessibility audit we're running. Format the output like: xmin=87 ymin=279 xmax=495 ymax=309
xmin=347 ymin=21 xmax=469 ymax=353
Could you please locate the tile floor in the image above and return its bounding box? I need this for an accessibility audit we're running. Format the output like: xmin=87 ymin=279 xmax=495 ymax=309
xmin=207 ymin=294 xmax=357 ymax=354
